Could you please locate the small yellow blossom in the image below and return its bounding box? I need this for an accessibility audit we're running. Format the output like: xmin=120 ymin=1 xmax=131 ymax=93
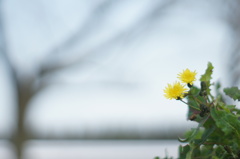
xmin=163 ymin=82 xmax=188 ymax=100
xmin=178 ymin=69 xmax=197 ymax=85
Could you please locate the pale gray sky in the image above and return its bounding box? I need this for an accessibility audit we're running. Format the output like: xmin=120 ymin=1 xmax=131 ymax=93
xmin=0 ymin=0 xmax=230 ymax=137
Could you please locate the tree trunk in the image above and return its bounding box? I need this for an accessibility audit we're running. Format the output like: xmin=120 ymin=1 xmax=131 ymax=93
xmin=12 ymin=79 xmax=33 ymax=159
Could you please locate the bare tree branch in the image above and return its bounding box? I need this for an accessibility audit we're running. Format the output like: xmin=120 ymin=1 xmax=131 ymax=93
xmin=224 ymin=1 xmax=240 ymax=85
xmin=39 ymin=0 xmax=116 ymax=71
xmin=38 ymin=0 xmax=177 ymax=80
xmin=0 ymin=1 xmax=37 ymax=158
xmin=0 ymin=1 xmax=176 ymax=158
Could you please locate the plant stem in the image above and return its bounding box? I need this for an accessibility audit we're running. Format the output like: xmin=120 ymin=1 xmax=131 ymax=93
xmin=180 ymin=99 xmax=200 ymax=111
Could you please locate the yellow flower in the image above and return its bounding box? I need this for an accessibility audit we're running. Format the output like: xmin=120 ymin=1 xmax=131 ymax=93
xmin=178 ymin=69 xmax=197 ymax=85
xmin=163 ymin=82 xmax=188 ymax=100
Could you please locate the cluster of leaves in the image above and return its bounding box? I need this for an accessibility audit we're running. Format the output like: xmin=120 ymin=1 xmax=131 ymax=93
xmin=180 ymin=62 xmax=240 ymax=159
xmin=157 ymin=62 xmax=240 ymax=159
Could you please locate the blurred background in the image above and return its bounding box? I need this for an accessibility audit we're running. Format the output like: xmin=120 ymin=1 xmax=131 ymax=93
xmin=0 ymin=0 xmax=240 ymax=158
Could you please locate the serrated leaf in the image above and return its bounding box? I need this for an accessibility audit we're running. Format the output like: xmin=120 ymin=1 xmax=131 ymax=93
xmin=210 ymin=107 xmax=240 ymax=142
xmin=200 ymin=62 xmax=214 ymax=82
xmin=200 ymin=62 xmax=214 ymax=97
xmin=224 ymin=87 xmax=240 ymax=101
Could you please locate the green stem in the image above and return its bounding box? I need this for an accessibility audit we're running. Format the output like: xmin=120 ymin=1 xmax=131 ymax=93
xmin=180 ymin=99 xmax=200 ymax=111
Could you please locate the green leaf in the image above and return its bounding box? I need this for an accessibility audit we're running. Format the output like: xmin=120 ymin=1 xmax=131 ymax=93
xmin=187 ymin=86 xmax=204 ymax=122
xmin=200 ymin=62 xmax=214 ymax=82
xmin=200 ymin=62 xmax=214 ymax=96
xmin=179 ymin=144 xmax=190 ymax=159
xmin=225 ymin=105 xmax=236 ymax=110
xmin=178 ymin=115 xmax=209 ymax=142
xmin=186 ymin=151 xmax=192 ymax=159
xmin=224 ymin=87 xmax=240 ymax=101
xmin=210 ymin=107 xmax=240 ymax=142
xmin=217 ymin=102 xmax=235 ymax=113
xmin=195 ymin=126 xmax=216 ymax=146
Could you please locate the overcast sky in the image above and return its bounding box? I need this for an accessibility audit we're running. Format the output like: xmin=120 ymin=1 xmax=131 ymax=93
xmin=0 ymin=0 xmax=231 ymax=137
